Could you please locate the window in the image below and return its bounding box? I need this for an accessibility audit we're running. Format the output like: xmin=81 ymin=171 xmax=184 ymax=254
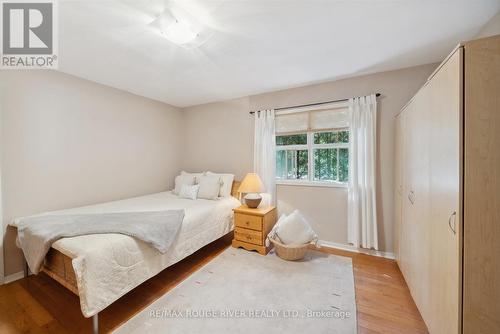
xmin=274 ymin=102 xmax=350 ymax=186
xmin=276 ymin=129 xmax=349 ymax=185
xmin=276 ymin=134 xmax=308 ymax=180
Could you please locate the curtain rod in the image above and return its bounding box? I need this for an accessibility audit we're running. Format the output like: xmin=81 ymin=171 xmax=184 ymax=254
xmin=249 ymin=93 xmax=381 ymax=115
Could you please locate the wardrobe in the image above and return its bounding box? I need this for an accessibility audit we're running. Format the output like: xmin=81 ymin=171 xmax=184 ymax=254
xmin=394 ymin=34 xmax=500 ymax=334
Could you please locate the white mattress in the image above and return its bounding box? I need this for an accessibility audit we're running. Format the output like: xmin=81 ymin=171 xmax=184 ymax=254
xmin=37 ymin=191 xmax=240 ymax=317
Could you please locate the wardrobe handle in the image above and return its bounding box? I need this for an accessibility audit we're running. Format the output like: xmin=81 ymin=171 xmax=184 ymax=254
xmin=408 ymin=191 xmax=415 ymax=205
xmin=448 ymin=211 xmax=457 ymax=235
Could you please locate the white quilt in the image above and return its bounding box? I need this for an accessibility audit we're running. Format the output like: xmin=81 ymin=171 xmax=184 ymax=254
xmin=13 ymin=192 xmax=240 ymax=317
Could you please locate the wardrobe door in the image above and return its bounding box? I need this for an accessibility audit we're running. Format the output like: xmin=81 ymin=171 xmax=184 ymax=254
xmin=399 ymin=102 xmax=415 ymax=287
xmin=394 ymin=113 xmax=404 ymax=263
xmin=463 ymin=35 xmax=500 ymax=334
xmin=408 ymin=84 xmax=433 ymax=324
xmin=399 ymin=87 xmax=431 ymax=312
xmin=428 ymin=47 xmax=462 ymax=334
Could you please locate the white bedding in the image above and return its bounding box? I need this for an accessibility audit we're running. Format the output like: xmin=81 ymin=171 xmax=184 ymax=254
xmin=18 ymin=192 xmax=240 ymax=317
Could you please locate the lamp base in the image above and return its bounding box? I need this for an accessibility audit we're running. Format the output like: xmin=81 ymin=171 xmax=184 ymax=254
xmin=244 ymin=193 xmax=262 ymax=208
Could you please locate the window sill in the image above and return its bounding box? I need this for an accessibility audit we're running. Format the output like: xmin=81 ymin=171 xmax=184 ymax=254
xmin=276 ymin=180 xmax=348 ymax=188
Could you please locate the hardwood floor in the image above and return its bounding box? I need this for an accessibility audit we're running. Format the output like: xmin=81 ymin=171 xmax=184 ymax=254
xmin=314 ymin=246 xmax=429 ymax=334
xmin=0 ymin=234 xmax=428 ymax=333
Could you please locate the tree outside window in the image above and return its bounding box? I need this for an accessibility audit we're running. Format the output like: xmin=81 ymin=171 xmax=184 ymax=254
xmin=276 ymin=130 xmax=349 ymax=184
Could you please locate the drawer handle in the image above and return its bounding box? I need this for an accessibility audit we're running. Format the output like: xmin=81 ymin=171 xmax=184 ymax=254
xmin=245 ymin=221 xmax=250 ymax=225
xmin=246 ymin=235 xmax=252 ymax=240
xmin=448 ymin=211 xmax=457 ymax=235
xmin=408 ymin=191 xmax=415 ymax=205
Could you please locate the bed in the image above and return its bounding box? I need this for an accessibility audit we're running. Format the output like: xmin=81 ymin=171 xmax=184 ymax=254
xmin=13 ymin=181 xmax=241 ymax=333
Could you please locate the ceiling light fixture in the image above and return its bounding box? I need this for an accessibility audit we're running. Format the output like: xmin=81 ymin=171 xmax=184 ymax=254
xmin=153 ymin=2 xmax=211 ymax=48
xmin=161 ymin=19 xmax=199 ymax=45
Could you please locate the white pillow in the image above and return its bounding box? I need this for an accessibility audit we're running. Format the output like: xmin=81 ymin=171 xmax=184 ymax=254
xmin=275 ymin=210 xmax=317 ymax=245
xmin=196 ymin=175 xmax=222 ymax=200
xmin=173 ymin=173 xmax=195 ymax=195
xmin=206 ymin=172 xmax=234 ymax=197
xmin=179 ymin=184 xmax=199 ymax=200
xmin=181 ymin=171 xmax=205 ymax=179
xmin=266 ymin=214 xmax=287 ymax=246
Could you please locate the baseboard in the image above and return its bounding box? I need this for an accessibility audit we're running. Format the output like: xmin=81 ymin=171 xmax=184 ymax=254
xmin=317 ymin=240 xmax=396 ymax=260
xmin=3 ymin=271 xmax=24 ymax=284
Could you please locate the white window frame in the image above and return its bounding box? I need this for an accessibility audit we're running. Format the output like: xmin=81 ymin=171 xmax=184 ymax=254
xmin=275 ymin=134 xmax=308 ymax=181
xmin=276 ymin=129 xmax=349 ymax=188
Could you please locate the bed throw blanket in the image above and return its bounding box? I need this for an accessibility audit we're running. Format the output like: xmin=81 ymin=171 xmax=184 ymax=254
xmin=15 ymin=210 xmax=185 ymax=274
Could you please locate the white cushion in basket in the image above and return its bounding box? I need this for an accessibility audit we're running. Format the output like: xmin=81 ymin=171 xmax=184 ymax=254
xmin=275 ymin=210 xmax=317 ymax=245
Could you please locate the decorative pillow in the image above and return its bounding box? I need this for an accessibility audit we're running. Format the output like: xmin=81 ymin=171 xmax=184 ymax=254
xmin=179 ymin=184 xmax=199 ymax=200
xmin=173 ymin=173 xmax=195 ymax=195
xmin=274 ymin=210 xmax=318 ymax=245
xmin=196 ymin=175 xmax=222 ymax=200
xmin=181 ymin=171 xmax=205 ymax=179
xmin=206 ymin=172 xmax=235 ymax=197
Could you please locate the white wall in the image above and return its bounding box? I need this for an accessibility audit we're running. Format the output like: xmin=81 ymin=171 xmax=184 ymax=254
xmin=182 ymin=97 xmax=253 ymax=180
xmin=181 ymin=63 xmax=438 ymax=253
xmin=277 ymin=185 xmax=348 ymax=244
xmin=475 ymin=10 xmax=500 ymax=38
xmin=1 ymin=70 xmax=183 ymax=276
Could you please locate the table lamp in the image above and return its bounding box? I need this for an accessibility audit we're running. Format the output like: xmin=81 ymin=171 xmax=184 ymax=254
xmin=238 ymin=173 xmax=265 ymax=208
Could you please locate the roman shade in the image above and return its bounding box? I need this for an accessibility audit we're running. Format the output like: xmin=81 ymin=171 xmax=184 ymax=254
xmin=310 ymin=108 xmax=349 ymax=130
xmin=275 ymin=105 xmax=349 ymax=133
xmin=275 ymin=112 xmax=309 ymax=133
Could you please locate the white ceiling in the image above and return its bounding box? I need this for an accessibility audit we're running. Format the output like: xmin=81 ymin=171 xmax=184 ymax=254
xmin=59 ymin=0 xmax=500 ymax=107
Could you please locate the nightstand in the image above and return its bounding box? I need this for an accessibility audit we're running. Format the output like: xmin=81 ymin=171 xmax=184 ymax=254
xmin=232 ymin=205 xmax=277 ymax=255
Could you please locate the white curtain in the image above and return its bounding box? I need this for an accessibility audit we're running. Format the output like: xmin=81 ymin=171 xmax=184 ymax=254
xmin=254 ymin=109 xmax=276 ymax=206
xmin=347 ymin=94 xmax=378 ymax=250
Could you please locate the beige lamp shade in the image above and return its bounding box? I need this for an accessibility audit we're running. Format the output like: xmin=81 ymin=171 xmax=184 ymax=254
xmin=238 ymin=173 xmax=265 ymax=194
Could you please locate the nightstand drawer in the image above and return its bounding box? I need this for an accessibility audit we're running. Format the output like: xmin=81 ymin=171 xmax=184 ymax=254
xmin=234 ymin=213 xmax=263 ymax=231
xmin=234 ymin=227 xmax=263 ymax=245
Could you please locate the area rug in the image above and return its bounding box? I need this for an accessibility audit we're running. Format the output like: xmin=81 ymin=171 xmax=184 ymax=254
xmin=114 ymin=247 xmax=357 ymax=333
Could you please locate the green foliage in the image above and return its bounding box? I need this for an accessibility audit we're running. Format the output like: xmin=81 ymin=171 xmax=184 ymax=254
xmin=314 ymin=148 xmax=337 ymax=180
xmin=339 ymin=148 xmax=349 ymax=182
xmin=276 ymin=131 xmax=349 ymax=182
xmin=276 ymin=134 xmax=307 ymax=145
xmin=276 ymin=149 xmax=308 ymax=179
xmin=295 ymin=150 xmax=308 ymax=179
xmin=314 ymin=131 xmax=349 ymax=144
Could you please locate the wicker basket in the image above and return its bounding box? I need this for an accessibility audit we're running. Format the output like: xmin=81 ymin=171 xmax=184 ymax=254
xmin=268 ymin=235 xmax=310 ymax=261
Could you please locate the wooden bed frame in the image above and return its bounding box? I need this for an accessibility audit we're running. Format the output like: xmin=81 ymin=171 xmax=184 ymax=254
xmin=24 ymin=180 xmax=241 ymax=334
